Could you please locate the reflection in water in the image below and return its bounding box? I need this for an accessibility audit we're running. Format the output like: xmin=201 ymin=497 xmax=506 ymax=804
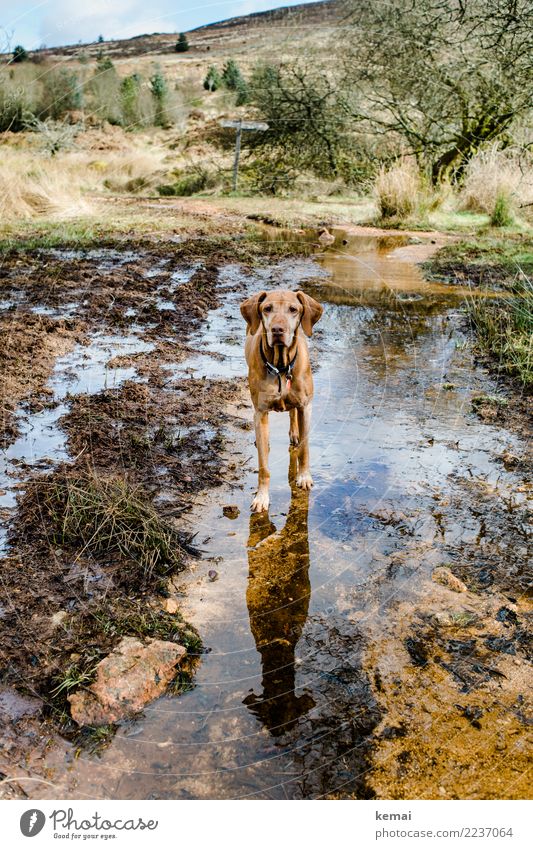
xmin=244 ymin=452 xmax=315 ymax=736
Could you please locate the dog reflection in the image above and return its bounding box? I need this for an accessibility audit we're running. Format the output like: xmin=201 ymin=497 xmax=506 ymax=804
xmin=243 ymin=454 xmax=314 ymax=735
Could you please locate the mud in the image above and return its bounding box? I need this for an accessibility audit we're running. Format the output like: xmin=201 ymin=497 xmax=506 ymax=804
xmin=0 ymin=228 xmax=531 ymax=800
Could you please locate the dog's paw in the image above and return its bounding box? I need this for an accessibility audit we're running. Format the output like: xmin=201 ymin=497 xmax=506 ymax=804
xmin=289 ymin=433 xmax=300 ymax=447
xmin=251 ymin=491 xmax=270 ymax=513
xmin=296 ymin=471 xmax=313 ymax=490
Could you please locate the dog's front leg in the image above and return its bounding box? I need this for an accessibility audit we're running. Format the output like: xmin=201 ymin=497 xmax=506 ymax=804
xmin=296 ymin=403 xmax=313 ymax=490
xmin=251 ymin=410 xmax=270 ymax=512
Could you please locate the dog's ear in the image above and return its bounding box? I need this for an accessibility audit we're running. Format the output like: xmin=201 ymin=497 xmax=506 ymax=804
xmin=296 ymin=291 xmax=323 ymax=337
xmin=240 ymin=291 xmax=267 ymax=334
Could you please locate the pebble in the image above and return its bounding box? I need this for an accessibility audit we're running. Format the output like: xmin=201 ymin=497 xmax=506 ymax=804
xmin=432 ymin=567 xmax=467 ymax=593
xmin=164 ymin=598 xmax=179 ymax=614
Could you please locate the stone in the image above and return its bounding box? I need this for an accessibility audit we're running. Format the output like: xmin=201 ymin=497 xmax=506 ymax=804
xmin=432 ymin=567 xmax=467 ymax=593
xmin=164 ymin=598 xmax=179 ymax=614
xmin=0 ymin=687 xmax=42 ymax=722
xmin=222 ymin=504 xmax=240 ymax=519
xmin=68 ymin=637 xmax=186 ymax=727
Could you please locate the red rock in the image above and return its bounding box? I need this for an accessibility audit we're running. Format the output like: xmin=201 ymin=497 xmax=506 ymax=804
xmin=68 ymin=637 xmax=186 ymax=727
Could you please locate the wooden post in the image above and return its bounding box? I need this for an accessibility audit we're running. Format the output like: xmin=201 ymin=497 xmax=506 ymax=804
xmin=233 ymin=121 xmax=242 ymax=191
xmin=220 ymin=119 xmax=269 ymax=193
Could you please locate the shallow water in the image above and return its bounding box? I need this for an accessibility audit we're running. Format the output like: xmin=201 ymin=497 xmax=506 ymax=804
xmin=26 ymin=232 xmax=531 ymax=800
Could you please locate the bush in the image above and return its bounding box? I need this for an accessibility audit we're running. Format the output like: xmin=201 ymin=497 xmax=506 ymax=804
xmin=157 ymin=168 xmax=214 ymax=196
xmin=374 ymin=160 xmax=425 ymax=219
xmin=491 ymin=191 xmax=515 ymax=227
xmin=150 ymin=71 xmax=170 ymax=127
xmin=12 ymin=45 xmax=28 ymax=63
xmin=203 ymin=66 xmax=221 ymax=92
xmin=121 ymin=74 xmax=142 ymax=129
xmin=39 ymin=68 xmax=82 ymax=120
xmin=0 ymin=85 xmax=33 ymax=131
xmin=88 ymin=62 xmax=121 ymax=124
xmin=222 ymin=59 xmax=244 ymax=91
xmin=175 ymin=33 xmax=189 ymax=53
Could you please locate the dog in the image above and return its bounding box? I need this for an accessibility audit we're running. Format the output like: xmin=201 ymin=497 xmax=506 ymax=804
xmin=240 ymin=288 xmax=323 ymax=512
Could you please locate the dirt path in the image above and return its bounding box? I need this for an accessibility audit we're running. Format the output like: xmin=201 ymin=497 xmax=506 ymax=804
xmin=0 ymin=229 xmax=530 ymax=799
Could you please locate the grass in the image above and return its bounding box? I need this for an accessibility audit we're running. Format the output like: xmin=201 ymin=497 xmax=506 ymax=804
xmin=470 ymin=276 xmax=533 ymax=388
xmin=25 ymin=472 xmax=198 ymax=580
xmin=425 ymin=231 xmax=533 ymax=289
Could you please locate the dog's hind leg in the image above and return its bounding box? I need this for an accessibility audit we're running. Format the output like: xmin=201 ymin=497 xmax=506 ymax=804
xmin=251 ymin=410 xmax=270 ymax=512
xmin=289 ymin=408 xmax=299 ymax=447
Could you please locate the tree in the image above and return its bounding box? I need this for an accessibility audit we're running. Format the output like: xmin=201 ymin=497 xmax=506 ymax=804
xmin=97 ymin=35 xmax=104 ymax=43
xmin=203 ymin=66 xmax=222 ymax=92
xmin=12 ymin=45 xmax=28 ymax=63
xmin=150 ymin=71 xmax=170 ymax=126
xmin=175 ymin=33 xmax=189 ymax=53
xmin=342 ymin=0 xmax=533 ymax=182
xmin=248 ymin=62 xmax=348 ymax=178
xmin=222 ymin=59 xmax=244 ymax=91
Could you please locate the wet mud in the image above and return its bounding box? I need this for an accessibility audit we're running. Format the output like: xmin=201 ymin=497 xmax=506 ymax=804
xmin=0 ymin=228 xmax=531 ymax=800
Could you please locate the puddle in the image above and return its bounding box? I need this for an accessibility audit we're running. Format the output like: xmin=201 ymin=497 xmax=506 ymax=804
xmin=8 ymin=233 xmax=531 ymax=800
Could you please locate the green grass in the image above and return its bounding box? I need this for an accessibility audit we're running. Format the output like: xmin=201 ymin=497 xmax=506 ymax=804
xmin=425 ymin=232 xmax=533 ymax=290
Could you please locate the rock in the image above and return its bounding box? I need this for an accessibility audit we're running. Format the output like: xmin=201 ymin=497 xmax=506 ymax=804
xmin=223 ymin=504 xmax=239 ymax=519
xmin=164 ymin=598 xmax=179 ymax=614
xmin=208 ymin=569 xmax=218 ymax=582
xmin=68 ymin=637 xmax=186 ymax=727
xmin=432 ymin=567 xmax=467 ymax=593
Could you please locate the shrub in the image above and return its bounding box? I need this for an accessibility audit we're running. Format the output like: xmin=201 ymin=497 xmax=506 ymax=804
xmin=374 ymin=159 xmax=425 ymax=219
xmin=203 ymin=66 xmax=221 ymax=92
xmin=491 ymin=191 xmax=515 ymax=227
xmin=121 ymin=74 xmax=142 ymax=129
xmin=0 ymin=85 xmax=33 ymax=131
xmin=88 ymin=62 xmax=121 ymax=124
xmin=157 ymin=168 xmax=214 ymax=196
xmin=222 ymin=59 xmax=245 ymax=91
xmin=175 ymin=33 xmax=189 ymax=53
xmin=12 ymin=45 xmax=29 ymax=63
xmin=150 ymin=71 xmax=170 ymax=127
xmin=39 ymin=68 xmax=82 ymax=120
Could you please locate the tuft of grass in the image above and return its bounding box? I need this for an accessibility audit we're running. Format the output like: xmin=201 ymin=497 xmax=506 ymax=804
xmin=25 ymin=472 xmax=198 ymax=580
xmin=491 ymin=191 xmax=515 ymax=228
xmin=470 ymin=275 xmax=533 ymax=388
xmin=374 ymin=159 xmax=429 ymax=221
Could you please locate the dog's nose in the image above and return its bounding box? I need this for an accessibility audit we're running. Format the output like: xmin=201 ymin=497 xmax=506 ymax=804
xmin=272 ymin=324 xmax=284 ymax=336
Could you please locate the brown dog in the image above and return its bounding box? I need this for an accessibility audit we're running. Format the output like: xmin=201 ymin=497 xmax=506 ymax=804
xmin=240 ymin=289 xmax=323 ymax=512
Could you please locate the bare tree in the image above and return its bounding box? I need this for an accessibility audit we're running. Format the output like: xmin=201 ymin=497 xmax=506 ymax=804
xmin=342 ymin=0 xmax=533 ymax=181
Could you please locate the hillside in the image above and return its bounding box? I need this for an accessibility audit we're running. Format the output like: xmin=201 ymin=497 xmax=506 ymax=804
xmin=21 ymin=1 xmax=346 ymax=62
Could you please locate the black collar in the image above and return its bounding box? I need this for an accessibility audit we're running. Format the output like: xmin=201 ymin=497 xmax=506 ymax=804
xmin=260 ymin=339 xmax=298 ymax=393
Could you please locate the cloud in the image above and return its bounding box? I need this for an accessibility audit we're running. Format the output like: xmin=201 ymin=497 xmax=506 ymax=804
xmin=38 ymin=0 xmax=178 ymax=47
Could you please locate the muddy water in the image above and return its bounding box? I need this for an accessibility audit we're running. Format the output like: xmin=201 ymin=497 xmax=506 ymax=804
xmin=30 ymin=233 xmax=531 ymax=800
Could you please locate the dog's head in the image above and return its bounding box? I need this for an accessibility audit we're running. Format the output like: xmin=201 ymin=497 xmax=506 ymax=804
xmin=240 ymin=289 xmax=323 ymax=347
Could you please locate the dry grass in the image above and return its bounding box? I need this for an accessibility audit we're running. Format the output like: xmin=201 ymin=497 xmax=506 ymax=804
xmin=374 ymin=159 xmax=428 ymax=220
xmin=0 ymin=147 xmax=92 ymax=219
xmin=460 ymin=146 xmax=533 ymax=218
xmin=25 ymin=472 xmax=198 ymax=580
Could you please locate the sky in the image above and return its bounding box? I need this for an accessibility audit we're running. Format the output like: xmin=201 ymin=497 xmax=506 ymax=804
xmin=0 ymin=0 xmax=322 ymax=50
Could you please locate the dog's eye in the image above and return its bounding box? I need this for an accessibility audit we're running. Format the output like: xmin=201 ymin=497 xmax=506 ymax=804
xmin=289 ymin=306 xmax=298 ymax=313
xmin=263 ymin=305 xmax=272 ymax=312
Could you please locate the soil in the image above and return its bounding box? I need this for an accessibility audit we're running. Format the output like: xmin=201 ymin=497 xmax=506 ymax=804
xmin=0 ymin=226 xmax=531 ymax=800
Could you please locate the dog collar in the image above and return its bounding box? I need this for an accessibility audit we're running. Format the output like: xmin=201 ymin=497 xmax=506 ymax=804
xmin=260 ymin=340 xmax=298 ymax=393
